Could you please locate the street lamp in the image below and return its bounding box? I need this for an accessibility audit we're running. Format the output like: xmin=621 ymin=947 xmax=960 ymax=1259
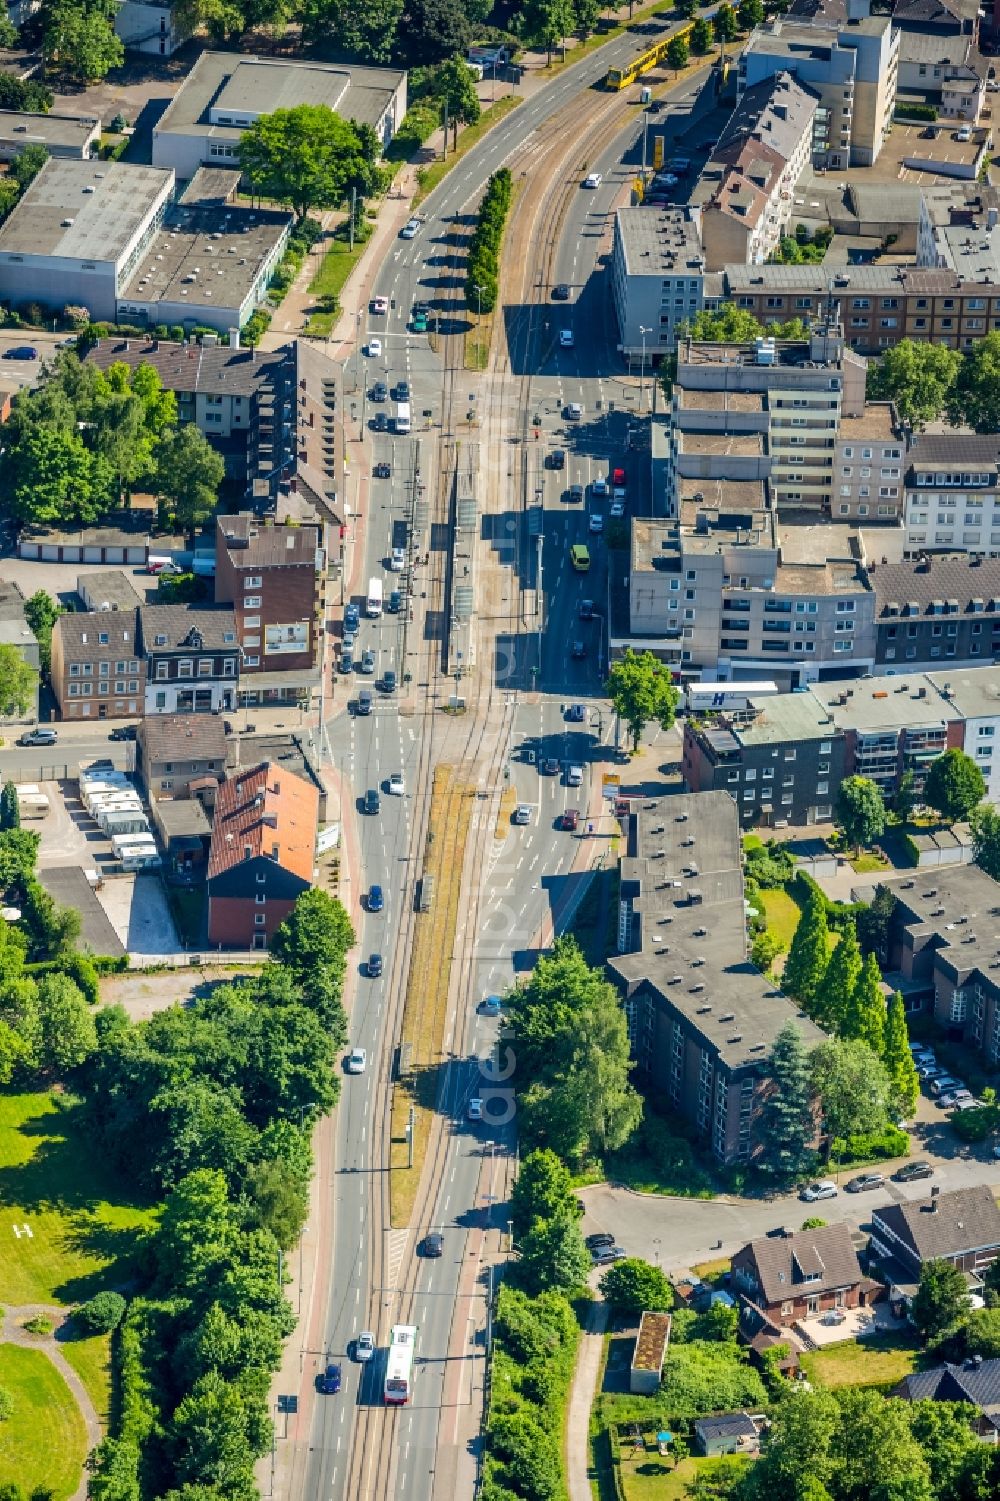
xmin=639 ymin=325 xmax=651 ymax=412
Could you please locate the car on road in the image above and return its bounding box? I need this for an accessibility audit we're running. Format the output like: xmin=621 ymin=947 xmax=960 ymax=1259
xmin=564 ymin=401 xmax=583 ymax=420
xmin=356 ymin=1331 xmax=376 ymax=1360
xmin=388 ymin=772 xmax=405 ymax=796
xmin=467 ymin=1098 xmax=483 ymax=1121
xmin=845 ymin=1172 xmax=885 ymax=1193
xmin=346 ymin=1047 xmax=367 ymax=1074
xmin=394 ymin=380 xmax=410 ymax=401
xmin=591 ymin=1244 xmax=627 ymax=1264
xmin=108 ymin=724 xmax=136 ymax=741
xmin=513 ymin=804 xmax=532 ymax=825
xmin=579 ymin=599 xmax=595 ymax=620
xmin=366 ymin=337 xmax=382 ymax=357
xmin=357 ymin=689 xmax=373 ymax=716
xmin=388 ymin=589 xmax=401 ymax=613
xmin=401 ymin=217 xmax=421 ymax=238
xmin=371 ymin=412 xmax=388 ymax=433
xmin=559 ymin=329 xmax=574 ymax=348
xmin=589 ymin=513 xmax=604 ymax=533
xmin=368 ymin=953 xmax=383 ymax=977
xmin=591 ymin=477 xmax=608 ymax=500
xmin=3 ymin=345 xmax=38 ymax=360
xmin=319 ymin=1362 xmax=342 ymax=1394
xmin=340 ymin=647 xmax=354 ymax=674
xmin=360 ymin=648 xmax=376 ymax=674
xmin=892 ymin=1161 xmax=934 ymax=1183
xmin=345 ymin=603 xmax=360 ymax=632
xmin=364 ymin=788 xmax=381 ymax=815
xmin=800 ymin=1180 xmax=838 ymax=1202
xmin=17 ymin=728 xmax=57 ymax=746
xmin=569 ymin=483 xmax=585 ymax=503
xmin=371 ymin=296 xmax=389 ymax=315
xmin=612 ymin=466 xmax=626 ymax=492
xmin=411 ymin=309 xmax=428 ymax=333
xmin=371 ymin=380 xmax=388 ymax=401
xmin=543 ymin=756 xmax=559 ymax=775
xmin=552 ymin=283 xmax=571 ymax=300
xmin=422 ymin=1232 xmax=444 ymax=1257
xmin=381 ymin=668 xmax=397 ymax=694
xmin=390 ymin=546 xmax=406 ymax=571
xmin=586 ymin=1231 xmax=615 ymax=1250
xmin=583 ymin=172 xmax=602 ymax=188
xmin=480 ymin=994 xmax=503 ymax=1016
xmin=547 ymin=448 xmax=566 ymax=469
xmin=561 ymin=808 xmax=580 ymax=831
xmin=373 ymin=461 xmax=391 ymax=477
xmin=610 ymin=499 xmax=625 ymax=518
xmin=566 ymin=703 xmax=586 ymax=722
xmin=368 ymin=884 xmax=384 ymax=913
xmin=566 ymin=764 xmax=583 ymax=786
xmin=571 ymin=639 xmax=586 ymax=658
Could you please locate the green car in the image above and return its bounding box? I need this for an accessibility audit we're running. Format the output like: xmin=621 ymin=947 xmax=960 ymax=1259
xmin=411 ymin=311 xmax=428 ymax=332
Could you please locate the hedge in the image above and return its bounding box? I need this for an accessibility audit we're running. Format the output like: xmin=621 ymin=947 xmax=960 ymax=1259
xmin=790 ymin=869 xmax=866 ymax=931
xmin=894 ymin=102 xmax=937 ymax=121
xmin=465 ymin=167 xmax=512 ymax=315
xmin=831 ymin=1124 xmax=909 ymax=1163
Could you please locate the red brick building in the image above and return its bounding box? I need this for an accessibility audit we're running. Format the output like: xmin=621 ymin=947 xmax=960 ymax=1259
xmin=206 ymin=761 xmax=318 ymax=949
xmin=731 ymin=1222 xmax=878 ymax=1327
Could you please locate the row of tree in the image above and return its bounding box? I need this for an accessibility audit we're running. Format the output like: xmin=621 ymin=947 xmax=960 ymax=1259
xmin=867 ymin=335 xmax=1000 ymax=433
xmin=466 ymin=167 xmax=513 ymax=316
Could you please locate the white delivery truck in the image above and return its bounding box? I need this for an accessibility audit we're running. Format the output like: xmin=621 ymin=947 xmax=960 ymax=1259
xmin=367 ymin=577 xmax=384 ymax=618
xmin=394 ymin=401 xmax=411 ymax=435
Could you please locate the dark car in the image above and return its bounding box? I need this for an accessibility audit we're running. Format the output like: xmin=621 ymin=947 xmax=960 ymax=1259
xmin=845 ymin=1172 xmax=885 ymax=1193
xmin=364 ymin=788 xmax=381 ymax=815
xmin=579 ymin=599 xmax=595 ymax=620
xmin=543 ymin=757 xmax=560 ymax=775
xmin=892 ymin=1160 xmax=934 ymax=1183
xmin=423 ymin=1232 xmax=444 ymax=1257
xmin=571 ymin=640 xmax=586 ymax=659
xmin=591 ymin=1244 xmax=627 ymax=1264
xmin=371 ymin=381 xmax=388 ymax=402
xmin=381 ymin=668 xmax=397 ymax=694
xmin=345 ymin=603 xmax=360 ymax=632
xmin=394 ymin=380 xmax=410 ymax=401
xmin=318 ymin=1362 xmax=342 ymax=1394
xmin=3 ymin=345 xmax=38 ymax=360
xmin=566 ymin=703 xmax=586 ymax=722
xmin=109 ymin=724 xmax=137 ymax=741
xmin=547 ymin=448 xmax=566 ymax=470
xmin=586 ymin=1231 xmax=615 ymax=1250
xmin=371 ymin=412 xmax=388 ymax=433
xmin=368 ymin=952 xmax=383 ymax=977
xmin=552 ymin=283 xmax=571 ymax=300
xmin=368 ymin=884 xmax=384 ymax=912
xmin=374 ymin=461 xmax=391 ymax=478
xmin=561 ymin=808 xmax=580 ymax=831
xmin=388 ymin=590 xmax=401 ymax=613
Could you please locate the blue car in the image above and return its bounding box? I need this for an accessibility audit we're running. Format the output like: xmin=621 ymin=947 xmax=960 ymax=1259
xmin=345 ymin=603 xmax=360 ymax=632
xmin=566 ymin=703 xmax=586 ymax=722
xmin=368 ymin=953 xmax=383 ymax=977
xmin=319 ymin=1362 xmax=342 ymax=1394
xmin=368 ymin=884 xmax=384 ymax=913
xmin=3 ymin=345 xmax=38 ymax=361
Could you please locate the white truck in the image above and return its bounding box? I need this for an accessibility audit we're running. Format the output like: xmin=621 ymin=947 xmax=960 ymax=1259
xmin=367 ymin=577 xmax=383 ymax=618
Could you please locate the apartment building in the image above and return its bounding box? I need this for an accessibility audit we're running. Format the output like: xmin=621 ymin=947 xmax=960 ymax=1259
xmin=902 ymin=435 xmax=1000 ymax=557
xmin=609 ymin=790 xmax=825 ymax=1164
xmin=832 ymin=403 xmax=906 ymax=521
xmin=871 ymin=554 xmax=1000 ymax=669
xmin=214 ymin=515 xmax=324 ymax=707
xmin=809 ymin=673 xmax=961 ymax=796
xmin=926 ymin=669 xmax=1000 ymax=803
xmin=692 ymin=73 xmax=817 ymax=271
xmin=114 ymin=0 xmax=191 ymax=55
xmin=50 ymin=609 xmax=144 ymax=720
xmin=737 ymin=13 xmax=900 ymax=167
xmin=915 ymin=183 xmax=1000 ymax=268
xmin=610 ymin=207 xmax=705 ymax=357
xmin=682 ymin=689 xmax=847 ymax=827
xmin=139 ymin=604 xmax=239 ymax=716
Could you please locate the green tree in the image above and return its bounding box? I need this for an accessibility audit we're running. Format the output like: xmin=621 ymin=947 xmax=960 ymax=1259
xmin=836 ymin=775 xmax=886 ymax=854
xmin=845 ymin=951 xmax=886 ymax=1057
xmin=756 ymin=1023 xmax=817 ymax=1182
xmin=0 ymin=785 xmax=18 ymax=833
xmin=510 ymin=1148 xmax=577 ymax=1241
xmin=41 ymin=0 xmax=124 ymax=82
xmin=437 ymin=57 xmax=481 ymax=148
xmin=399 ymin=0 xmax=471 ymax=64
xmin=666 ymin=34 xmax=688 ymax=70
xmin=518 ymin=1210 xmax=591 ymax=1294
xmin=22 ymin=591 xmax=63 ymax=679
xmin=77 ymin=1291 xmax=126 ymax=1334
xmin=660 ymin=1341 xmax=767 ymax=1418
xmin=910 ymin=1257 xmax=970 ymax=1342
xmin=677 ymin=0 xmax=700 ymax=14
xmin=270 ymin=889 xmax=354 ymax=1033
xmin=828 ymin=1389 xmax=933 ymax=1501
xmin=690 ymin=15 xmax=713 ymax=50
xmin=737 ymin=0 xmax=763 ymax=27
xmin=157 ymin=1169 xmax=235 ymax=1295
xmin=750 ymin=929 xmax=783 ymax=974
xmin=242 ymin=1156 xmax=308 ymax=1251
xmin=882 ymin=992 xmax=919 ymax=1117
xmin=688 ymin=304 xmax=764 ymax=342
xmin=573 ymin=0 xmax=600 ymax=38
xmin=2 ymin=424 xmax=114 ymax=528
xmin=166 ymin=1370 xmax=262 ymax=1495
xmin=239 ymin=106 xmax=379 ymax=222
xmin=781 ymin=884 xmax=829 ymax=1008
xmin=155 ymin=426 xmax=225 ymax=536
xmin=0 ymin=646 xmax=37 ymax=722
xmin=971 ymin=803 xmax=1000 ymax=881
xmin=605 ymin=647 xmax=679 ymax=752
xmin=909 ymin=1398 xmax=997 ymax=1501
xmin=812 ymin=920 xmax=862 ymax=1034
xmin=599 ymin=1256 xmax=673 ymax=1312
xmin=923 ymin=748 xmax=985 ymax=824
xmin=866 ymin=339 xmax=962 ymax=429
xmin=713 ymin=2 xmax=738 ymax=40
xmin=299 ymin=0 xmax=403 ymax=60
xmin=810 ymin=1036 xmax=892 ymax=1149
xmin=11 ymin=145 xmax=48 ymax=194
xmin=892 ymin=768 xmax=917 ymax=823
xmin=36 ymin=973 xmax=97 ymax=1074
xmin=949 ymin=329 xmax=1000 ymax=434
xmin=520 ymin=0 xmax=576 ymax=60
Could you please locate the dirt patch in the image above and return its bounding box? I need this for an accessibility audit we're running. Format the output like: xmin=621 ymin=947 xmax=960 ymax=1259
xmin=494 ymin=784 xmax=517 ymax=838
xmin=98 ymin=965 xmax=254 ymax=1019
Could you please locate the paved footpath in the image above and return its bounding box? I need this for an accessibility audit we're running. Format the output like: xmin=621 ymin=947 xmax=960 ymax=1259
xmin=566 ymin=1297 xmax=609 ymax=1501
xmin=1 ymin=1303 xmax=102 ymax=1501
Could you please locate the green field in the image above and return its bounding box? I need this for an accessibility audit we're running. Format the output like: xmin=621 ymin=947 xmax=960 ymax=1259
xmin=760 ymin=886 xmax=803 ymax=948
xmin=618 ymin=1449 xmax=750 ymax=1501
xmin=0 ymin=1089 xmax=155 ymax=1306
xmin=0 ymin=1343 xmax=88 ymax=1499
xmin=801 ymin=1331 xmax=924 ymax=1389
xmin=62 ymin=1331 xmax=112 ymax=1427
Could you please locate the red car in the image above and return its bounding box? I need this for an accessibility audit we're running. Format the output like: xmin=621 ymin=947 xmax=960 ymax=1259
xmin=612 ymin=466 xmax=626 ymax=489
xmin=561 ymin=808 xmax=580 ymax=831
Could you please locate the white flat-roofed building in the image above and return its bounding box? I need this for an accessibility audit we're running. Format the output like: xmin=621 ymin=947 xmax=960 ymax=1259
xmin=0 ymin=157 xmax=173 ymax=322
xmin=611 ymin=207 xmax=705 ymax=356
xmin=114 ymin=0 xmax=191 ymax=56
xmin=0 ymin=110 xmax=100 ymax=161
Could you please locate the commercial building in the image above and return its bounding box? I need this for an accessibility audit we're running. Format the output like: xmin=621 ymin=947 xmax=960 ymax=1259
xmin=139 ymin=604 xmax=239 ymax=716
xmin=610 ymin=206 xmax=705 ymax=357
xmin=870 ymin=553 xmax=1000 ymax=669
xmin=692 ymin=73 xmax=817 ymax=271
xmin=0 ymin=110 xmax=100 ymax=161
xmin=609 ymin=790 xmax=825 ymax=1164
xmin=206 ymin=760 xmax=318 ymax=948
xmin=214 ymin=514 xmax=324 ymax=707
xmin=50 ymin=608 xmax=144 ymax=720
xmin=737 ymin=12 xmax=900 ymax=167
xmin=831 ymin=402 xmax=906 ymax=521
xmin=682 ymin=688 xmax=846 ymax=827
xmin=153 ymin=52 xmax=407 ymax=181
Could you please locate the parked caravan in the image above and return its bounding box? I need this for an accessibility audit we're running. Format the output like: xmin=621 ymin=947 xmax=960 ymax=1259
xmin=17 ymin=794 xmax=49 ymax=819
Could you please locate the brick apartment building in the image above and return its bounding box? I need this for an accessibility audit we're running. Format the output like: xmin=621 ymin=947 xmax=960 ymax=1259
xmin=50 ymin=607 xmax=145 ymax=720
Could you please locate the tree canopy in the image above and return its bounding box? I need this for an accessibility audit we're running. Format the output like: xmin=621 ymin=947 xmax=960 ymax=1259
xmin=923 ymin=749 xmax=985 ymax=825
xmin=0 ymin=646 xmax=37 ymax=720
xmin=866 ymin=339 xmax=962 ymax=429
xmin=605 ymin=647 xmax=679 ymax=752
xmin=239 ymin=106 xmax=380 ymax=220
xmin=599 ymin=1257 xmax=674 ymax=1312
xmin=757 ymin=1023 xmax=817 ymax=1182
xmin=781 ymin=884 xmax=829 ymax=1009
xmin=836 ymin=776 xmax=885 ymax=854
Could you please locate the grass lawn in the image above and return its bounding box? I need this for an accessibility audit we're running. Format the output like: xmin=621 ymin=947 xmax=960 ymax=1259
xmin=303 ymin=230 xmax=367 ymax=336
xmin=689 ymin=1256 xmax=732 ymax=1281
xmin=619 ymin=1451 xmax=750 ymax=1501
xmin=849 ymin=851 xmax=890 ymax=874
xmin=801 ymin=1331 xmax=925 ymax=1389
xmin=0 ymin=1343 xmax=88 ymax=1500
xmin=0 ymin=1089 xmax=155 ymax=1307
xmin=62 ymin=1331 xmax=112 ymax=1427
xmin=413 ymin=96 xmax=521 ymax=206
xmin=759 ymin=886 xmax=803 ymax=948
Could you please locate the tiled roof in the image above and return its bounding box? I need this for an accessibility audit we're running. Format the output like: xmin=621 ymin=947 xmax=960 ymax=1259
xmin=873 ymin=1185 xmax=1000 ymax=1261
xmin=139 ymin=604 xmax=238 ymax=653
xmin=207 ymin=761 xmax=318 ymax=881
xmin=907 ymin=434 xmax=1000 ymax=467
xmin=694 ymin=1413 xmax=758 ymax=1440
xmin=741 ymin=1222 xmax=865 ymax=1305
xmin=899 ymin=1358 xmax=1000 ymax=1420
xmin=870 ymin=556 xmax=1000 ymax=617
xmin=84 ymin=338 xmax=290 ymax=399
xmin=53 ymin=608 xmax=140 ymax=661
xmin=139 ymin=713 xmax=227 ymax=765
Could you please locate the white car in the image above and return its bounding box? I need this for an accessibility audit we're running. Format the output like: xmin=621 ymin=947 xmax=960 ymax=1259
xmin=366 ymin=337 xmax=383 ymax=358
xmin=513 ymin=804 xmax=532 ymax=825
xmin=371 ymin=295 xmax=389 ymax=314
xmin=801 ymin=1180 xmax=838 ymax=1202
xmin=957 ymin=125 xmax=973 ymax=142
xmin=468 ymin=1098 xmax=484 ymax=1121
xmin=559 ymin=329 xmax=574 ymax=348
xmin=564 ymin=401 xmax=583 ymax=420
xmin=356 ymin=1331 xmax=375 ymax=1361
xmin=583 ymin=172 xmax=602 ymax=188
xmin=591 ymin=477 xmax=608 ymax=499
xmin=401 ymin=217 xmax=421 ymax=239
xmin=940 ymin=1090 xmax=975 ymax=1110
xmin=390 ymin=546 xmax=406 ymax=571
xmin=589 ymin=513 xmax=604 ymax=533
xmin=388 ymin=772 xmax=404 ymax=796
xmin=346 ymin=1047 xmax=367 ymax=1074
xmin=610 ymin=500 xmax=625 ymax=518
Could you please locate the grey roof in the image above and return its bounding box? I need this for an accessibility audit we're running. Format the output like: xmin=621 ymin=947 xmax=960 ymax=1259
xmin=0 ymin=578 xmax=27 ymax=621
xmin=0 ymin=158 xmax=172 ymax=263
xmin=84 ymin=338 xmax=289 ymax=400
xmin=907 ymin=433 xmax=1000 ymax=468
xmin=740 ymin=1222 xmax=866 ymax=1305
xmin=714 ymin=72 xmax=818 ymax=168
xmin=140 ymin=712 xmax=227 ymax=765
xmin=120 ymin=199 xmax=291 ymax=312
xmin=881 ymin=864 xmax=1000 ymax=983
xmin=898 ymin=1358 xmax=1000 ymax=1420
xmin=897 ymin=29 xmax=970 ymax=64
xmin=808 ymin=674 xmax=955 ymax=733
xmin=37 ymin=865 xmax=125 ymax=957
xmin=615 ymin=207 xmax=705 ymax=278
xmin=870 ymin=555 xmax=1000 ymax=618
xmin=217 ymin=513 xmax=321 ymax=568
xmin=0 ymin=109 xmax=99 ymax=154
xmin=694 ymin=1413 xmax=758 ymax=1440
xmin=846 ymin=182 xmax=922 ymax=221
xmin=179 ymin=167 xmax=242 ymax=204
xmin=722 ymin=262 xmax=985 ymax=295
xmin=78 ymin=570 xmax=143 ymax=610
xmin=727 ymin=691 xmax=845 ymax=747
xmin=925 ymin=667 xmax=1000 ymax=719
xmin=53 ymin=608 xmax=140 ymax=662
xmin=872 ymin=1185 xmax=1000 ymax=1262
xmin=139 ymin=604 xmax=238 ymax=653
xmin=154 ymin=798 xmax=212 ymax=840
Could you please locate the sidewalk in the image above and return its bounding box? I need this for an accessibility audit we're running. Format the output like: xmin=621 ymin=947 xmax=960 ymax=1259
xmin=566 ymin=1297 xmax=609 ymax=1501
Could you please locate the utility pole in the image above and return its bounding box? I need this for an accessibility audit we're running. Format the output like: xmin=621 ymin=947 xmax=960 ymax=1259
xmin=349 ymin=186 xmax=357 ymax=252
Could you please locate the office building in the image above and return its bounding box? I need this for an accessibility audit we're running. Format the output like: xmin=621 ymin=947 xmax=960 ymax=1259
xmin=0 ymin=110 xmax=100 ymax=161
xmin=611 ymin=206 xmax=705 ymax=356
xmin=610 ymin=790 xmax=825 ymax=1163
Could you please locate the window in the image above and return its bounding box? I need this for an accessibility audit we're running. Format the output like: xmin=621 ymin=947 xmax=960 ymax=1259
xmin=245 ymin=575 xmax=262 ymax=589
xmin=156 ymin=662 xmax=169 ymax=680
xmin=198 ymin=659 xmax=213 ymax=677
xmin=254 ymin=913 xmax=266 ymax=926
xmin=177 ymin=659 xmax=193 ymax=678
xmin=244 ymin=596 xmax=262 ymax=609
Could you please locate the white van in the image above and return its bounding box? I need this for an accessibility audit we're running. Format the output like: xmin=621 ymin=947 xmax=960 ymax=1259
xmin=395 ymin=402 xmax=411 ymax=435
xmin=367 ymin=577 xmax=384 ymax=618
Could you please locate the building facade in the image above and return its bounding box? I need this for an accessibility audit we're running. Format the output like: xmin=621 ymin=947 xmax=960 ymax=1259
xmin=871 ymin=554 xmax=1000 ymax=669
xmin=50 ymin=608 xmax=145 ymax=720
xmin=731 ymin=1222 xmax=874 ymax=1326
xmin=902 ymin=435 xmax=1000 ymax=556
xmin=139 ymin=604 xmax=239 ymax=715
xmin=611 ymin=207 xmax=705 ymax=357
xmin=832 ymin=403 xmax=906 ymax=521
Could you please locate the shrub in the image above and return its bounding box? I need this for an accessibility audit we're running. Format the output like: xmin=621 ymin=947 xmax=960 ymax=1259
xmin=950 ymin=1104 xmax=1000 ymax=1142
xmin=77 ymin=1291 xmax=127 ymax=1334
xmin=831 ymin=1124 xmax=909 ymax=1163
xmin=895 ymin=102 xmax=937 ymax=121
xmin=23 ymin=1315 xmax=53 ymax=1335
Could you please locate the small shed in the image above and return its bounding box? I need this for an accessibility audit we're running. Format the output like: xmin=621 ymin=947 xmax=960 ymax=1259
xmin=629 ymin=1311 xmax=671 ymax=1396
xmin=693 ymin=1413 xmax=762 ymax=1459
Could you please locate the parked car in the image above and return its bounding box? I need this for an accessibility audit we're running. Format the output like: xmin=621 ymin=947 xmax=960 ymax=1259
xmin=373 ymin=461 xmax=391 ymax=478
xmin=543 ymin=757 xmax=560 ymax=775
xmin=801 ymin=1180 xmax=838 ymax=1202
xmin=345 ymin=603 xmax=360 ymax=632
xmin=941 ymin=1090 xmax=976 ymax=1109
xmin=586 ymin=1231 xmax=615 ymax=1250
xmin=360 ymin=648 xmax=376 ymax=675
xmin=559 ymin=329 xmax=574 ymax=348
xmin=318 ymin=1362 xmax=342 ymax=1394
xmin=845 ymin=1172 xmax=885 ymax=1193
xmin=929 ymin=1076 xmax=962 ymax=1098
xmin=3 ymin=345 xmax=38 ymax=361
xmin=892 ymin=1161 xmax=934 ymax=1183
xmin=370 ymin=381 xmax=388 ymax=401
xmin=561 ymin=808 xmax=580 ymax=831
xmin=547 ymin=448 xmax=566 ymax=470
xmin=108 ymin=724 xmax=136 ymax=741
xmin=918 ymin=1062 xmax=945 ymax=1079
xmin=17 ymin=728 xmax=57 ymax=747
xmin=388 ymin=590 xmax=402 ymax=613
xmin=390 ymin=546 xmax=406 ymax=571
xmin=591 ymin=1244 xmax=627 ymax=1264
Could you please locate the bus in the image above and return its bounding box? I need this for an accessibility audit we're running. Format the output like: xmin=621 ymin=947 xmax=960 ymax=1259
xmin=367 ymin=577 xmax=383 ymax=618
xmin=395 ymin=401 xmax=411 ymax=435
xmin=384 ymin=1324 xmax=417 ymax=1405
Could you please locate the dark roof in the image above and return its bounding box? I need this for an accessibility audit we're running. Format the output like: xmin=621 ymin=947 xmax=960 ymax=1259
xmin=0 ymin=578 xmax=27 ymax=621
xmin=869 ymin=555 xmax=1000 ymax=617
xmin=53 ymin=608 xmax=140 ymax=661
xmin=207 ymin=761 xmax=318 ymax=882
xmin=740 ymin=1222 xmax=865 ymax=1305
xmin=872 ymin=1185 xmax=1000 ymax=1262
xmin=84 ymin=338 xmax=290 ymax=400
xmin=139 ymin=604 xmax=238 ymax=653
xmin=694 ymin=1413 xmax=758 ymax=1440
xmin=37 ymin=866 xmax=125 ymax=957
xmin=898 ymin=1358 xmax=1000 ymax=1421
xmin=140 ymin=713 xmax=227 ymax=765
xmin=907 ymin=434 xmax=1000 ymax=467
xmin=216 ymin=513 xmax=321 ymax=568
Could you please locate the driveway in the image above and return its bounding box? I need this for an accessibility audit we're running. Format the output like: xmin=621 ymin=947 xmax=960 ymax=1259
xmin=97 ymin=872 xmax=181 ymax=954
